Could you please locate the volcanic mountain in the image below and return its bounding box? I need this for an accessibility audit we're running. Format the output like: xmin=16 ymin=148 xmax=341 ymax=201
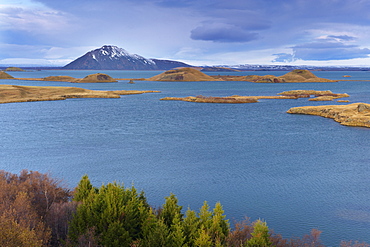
xmin=63 ymin=45 xmax=192 ymax=70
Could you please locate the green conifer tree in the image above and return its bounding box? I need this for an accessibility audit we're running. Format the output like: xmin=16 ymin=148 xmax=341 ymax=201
xmin=194 ymin=226 xmax=212 ymax=247
xmin=245 ymin=219 xmax=272 ymax=247
xmin=183 ymin=208 xmax=200 ymax=246
xmin=68 ymin=179 xmax=150 ymax=246
xmin=141 ymin=216 xmax=171 ymax=247
xmin=198 ymin=201 xmax=212 ymax=230
xmin=168 ymin=214 xmax=187 ymax=247
xmin=161 ymin=193 xmax=183 ymax=227
xmin=73 ymin=175 xmax=95 ymax=202
xmin=210 ymin=202 xmax=230 ymax=245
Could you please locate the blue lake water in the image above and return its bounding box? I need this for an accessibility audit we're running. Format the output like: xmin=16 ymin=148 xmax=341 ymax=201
xmin=1 ymin=70 xmax=370 ymax=246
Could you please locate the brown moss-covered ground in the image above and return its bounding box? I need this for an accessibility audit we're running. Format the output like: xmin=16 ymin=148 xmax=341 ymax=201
xmin=0 ymin=85 xmax=159 ymax=104
xmin=287 ymin=103 xmax=370 ymax=128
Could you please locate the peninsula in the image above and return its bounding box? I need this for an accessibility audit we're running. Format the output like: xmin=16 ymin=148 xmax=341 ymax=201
xmin=0 ymin=85 xmax=159 ymax=104
xmin=287 ymin=103 xmax=370 ymax=128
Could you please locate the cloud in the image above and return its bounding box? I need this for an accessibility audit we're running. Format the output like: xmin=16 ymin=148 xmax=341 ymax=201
xmin=293 ymin=41 xmax=370 ymax=61
xmin=0 ymin=5 xmax=72 ymax=32
xmin=272 ymin=53 xmax=295 ymax=63
xmin=190 ymin=22 xmax=259 ymax=43
xmin=326 ymin=35 xmax=356 ymax=41
xmin=273 ymin=40 xmax=370 ymax=62
xmin=186 ymin=2 xmax=270 ymax=43
xmin=3 ymin=0 xmax=370 ymax=66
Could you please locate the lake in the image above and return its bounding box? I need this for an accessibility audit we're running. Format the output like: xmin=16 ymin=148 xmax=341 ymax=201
xmin=1 ymin=70 xmax=370 ymax=246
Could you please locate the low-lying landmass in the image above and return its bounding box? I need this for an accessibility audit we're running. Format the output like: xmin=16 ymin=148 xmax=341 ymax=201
xmin=244 ymin=69 xmax=337 ymax=83
xmin=161 ymin=95 xmax=260 ymax=103
xmin=0 ymin=84 xmax=160 ymax=104
xmin=200 ymin=66 xmax=241 ymax=72
xmin=4 ymin=67 xmax=25 ymax=71
xmin=278 ymin=90 xmax=349 ymax=101
xmin=161 ymin=90 xmax=349 ymax=104
xmin=0 ymin=68 xmax=340 ymax=83
xmin=148 ymin=68 xmax=338 ymax=82
xmin=287 ymin=103 xmax=370 ymax=128
xmin=0 ymin=71 xmax=119 ymax=83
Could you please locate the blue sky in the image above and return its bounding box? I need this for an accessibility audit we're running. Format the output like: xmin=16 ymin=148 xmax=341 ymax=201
xmin=1 ymin=0 xmax=370 ymax=66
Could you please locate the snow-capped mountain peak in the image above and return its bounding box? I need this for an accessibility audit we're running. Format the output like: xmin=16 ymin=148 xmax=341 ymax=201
xmin=99 ymin=45 xmax=132 ymax=58
xmin=63 ymin=45 xmax=191 ymax=70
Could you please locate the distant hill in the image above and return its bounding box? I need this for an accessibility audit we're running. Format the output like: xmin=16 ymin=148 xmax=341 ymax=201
xmin=148 ymin=67 xmax=218 ymax=81
xmin=4 ymin=67 xmax=25 ymax=71
xmin=63 ymin=45 xmax=192 ymax=70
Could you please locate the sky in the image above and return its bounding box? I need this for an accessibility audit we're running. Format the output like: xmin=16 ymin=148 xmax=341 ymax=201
xmin=1 ymin=0 xmax=370 ymax=67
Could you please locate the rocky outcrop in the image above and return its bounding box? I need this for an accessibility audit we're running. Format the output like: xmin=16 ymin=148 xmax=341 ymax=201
xmin=287 ymin=103 xmax=370 ymax=128
xmin=0 ymin=85 xmax=160 ymax=104
xmin=148 ymin=68 xmax=218 ymax=81
xmin=0 ymin=71 xmax=14 ymax=79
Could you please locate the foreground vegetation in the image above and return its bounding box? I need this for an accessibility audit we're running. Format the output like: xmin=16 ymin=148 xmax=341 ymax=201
xmin=0 ymin=170 xmax=368 ymax=247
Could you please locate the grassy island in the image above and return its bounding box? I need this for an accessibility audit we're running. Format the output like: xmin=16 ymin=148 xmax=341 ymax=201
xmin=287 ymin=103 xmax=370 ymax=128
xmin=4 ymin=67 xmax=25 ymax=71
xmin=161 ymin=90 xmax=350 ymax=104
xmin=0 ymin=84 xmax=159 ymax=104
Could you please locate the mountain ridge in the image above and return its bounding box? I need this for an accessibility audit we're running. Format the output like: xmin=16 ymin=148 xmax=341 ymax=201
xmin=63 ymin=45 xmax=192 ymax=70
